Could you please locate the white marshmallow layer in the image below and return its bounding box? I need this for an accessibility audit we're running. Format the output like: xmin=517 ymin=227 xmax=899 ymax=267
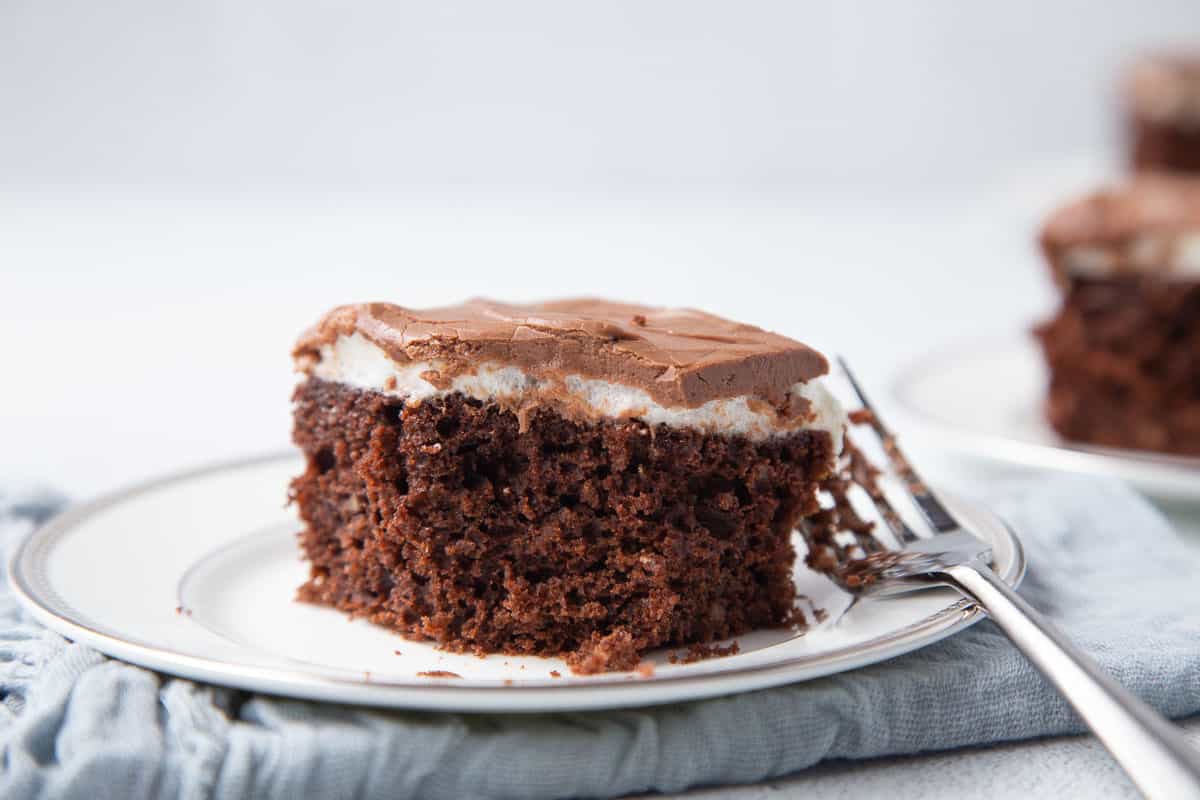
xmin=1064 ymin=231 xmax=1200 ymax=279
xmin=311 ymin=332 xmax=846 ymax=452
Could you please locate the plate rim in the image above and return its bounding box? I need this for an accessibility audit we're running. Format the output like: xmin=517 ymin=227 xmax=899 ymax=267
xmin=8 ymin=451 xmax=1026 ymax=713
xmin=892 ymin=336 xmax=1200 ymax=498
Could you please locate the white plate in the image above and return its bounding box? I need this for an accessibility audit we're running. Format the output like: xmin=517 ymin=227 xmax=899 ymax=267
xmin=10 ymin=454 xmax=1023 ymax=713
xmin=893 ymin=338 xmax=1200 ymax=501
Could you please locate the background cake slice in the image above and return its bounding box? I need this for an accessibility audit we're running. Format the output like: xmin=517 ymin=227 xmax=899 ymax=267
xmin=1035 ymin=177 xmax=1200 ymax=456
xmin=290 ymin=299 xmax=846 ymax=672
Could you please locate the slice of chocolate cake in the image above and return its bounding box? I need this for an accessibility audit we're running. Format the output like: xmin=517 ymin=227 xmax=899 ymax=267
xmin=1034 ymin=177 xmax=1200 ymax=456
xmin=1126 ymin=53 xmax=1200 ymax=173
xmin=289 ymin=300 xmax=846 ymax=673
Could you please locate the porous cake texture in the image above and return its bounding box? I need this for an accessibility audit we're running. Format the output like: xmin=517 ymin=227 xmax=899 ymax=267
xmin=289 ymin=300 xmax=847 ymax=672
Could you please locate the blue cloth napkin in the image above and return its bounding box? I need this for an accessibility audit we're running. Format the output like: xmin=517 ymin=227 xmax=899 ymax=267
xmin=2 ymin=476 xmax=1199 ymax=800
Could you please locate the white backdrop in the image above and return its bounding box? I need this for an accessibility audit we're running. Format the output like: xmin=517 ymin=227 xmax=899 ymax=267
xmin=4 ymin=2 xmax=1200 ymax=495
xmin=4 ymin=0 xmax=1200 ymax=191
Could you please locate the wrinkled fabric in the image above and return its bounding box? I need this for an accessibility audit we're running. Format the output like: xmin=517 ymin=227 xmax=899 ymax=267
xmin=1 ymin=476 xmax=1198 ymax=800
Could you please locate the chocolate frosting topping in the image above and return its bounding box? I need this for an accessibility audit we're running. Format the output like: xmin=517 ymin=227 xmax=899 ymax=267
xmin=1040 ymin=176 xmax=1200 ymax=283
xmin=294 ymin=299 xmax=829 ymax=407
xmin=1126 ymin=53 xmax=1200 ymax=123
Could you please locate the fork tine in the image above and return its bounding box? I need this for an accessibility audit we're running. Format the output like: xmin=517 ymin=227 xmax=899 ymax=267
xmin=837 ymin=357 xmax=961 ymax=533
xmin=840 ymin=441 xmax=922 ymax=547
xmin=860 ymin=478 xmax=921 ymax=546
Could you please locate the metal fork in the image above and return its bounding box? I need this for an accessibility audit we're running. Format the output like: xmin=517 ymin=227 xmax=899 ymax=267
xmin=832 ymin=358 xmax=1200 ymax=800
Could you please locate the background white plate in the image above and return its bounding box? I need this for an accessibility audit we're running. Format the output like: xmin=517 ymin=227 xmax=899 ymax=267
xmin=892 ymin=338 xmax=1200 ymax=501
xmin=10 ymin=454 xmax=1023 ymax=713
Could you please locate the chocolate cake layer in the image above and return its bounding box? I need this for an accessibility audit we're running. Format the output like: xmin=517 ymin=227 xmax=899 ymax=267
xmin=1034 ymin=276 xmax=1200 ymax=456
xmin=291 ymin=377 xmax=836 ymax=672
xmin=1131 ymin=120 xmax=1200 ymax=174
xmin=294 ymin=299 xmax=828 ymax=408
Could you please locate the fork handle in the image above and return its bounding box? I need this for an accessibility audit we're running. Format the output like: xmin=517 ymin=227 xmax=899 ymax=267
xmin=942 ymin=563 xmax=1200 ymax=800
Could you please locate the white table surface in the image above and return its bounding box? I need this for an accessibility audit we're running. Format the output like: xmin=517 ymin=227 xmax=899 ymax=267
xmin=4 ymin=181 xmax=1198 ymax=798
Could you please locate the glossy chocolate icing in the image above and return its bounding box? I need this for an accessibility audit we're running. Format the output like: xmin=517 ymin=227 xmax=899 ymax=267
xmin=294 ymin=299 xmax=829 ymax=408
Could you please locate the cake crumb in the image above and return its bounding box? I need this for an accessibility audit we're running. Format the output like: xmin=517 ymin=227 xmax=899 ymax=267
xmin=668 ymin=641 xmax=741 ymax=665
xmin=784 ymin=597 xmax=820 ymax=631
xmin=630 ymin=314 xmax=647 ymax=327
xmin=635 ymin=661 xmax=655 ymax=678
xmin=174 ymin=606 xmax=192 ymax=617
xmin=393 ymin=650 xmax=403 ymax=656
xmin=848 ymin=408 xmax=875 ymax=426
xmin=503 ymin=679 xmax=514 ymax=686
xmin=383 ymin=375 xmax=397 ymax=391
xmin=565 ymin=630 xmax=639 ymax=675
xmin=417 ymin=670 xmax=462 ymax=679
xmin=549 ymin=670 xmax=561 ymax=678
xmin=789 ymin=593 xmax=829 ymax=627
